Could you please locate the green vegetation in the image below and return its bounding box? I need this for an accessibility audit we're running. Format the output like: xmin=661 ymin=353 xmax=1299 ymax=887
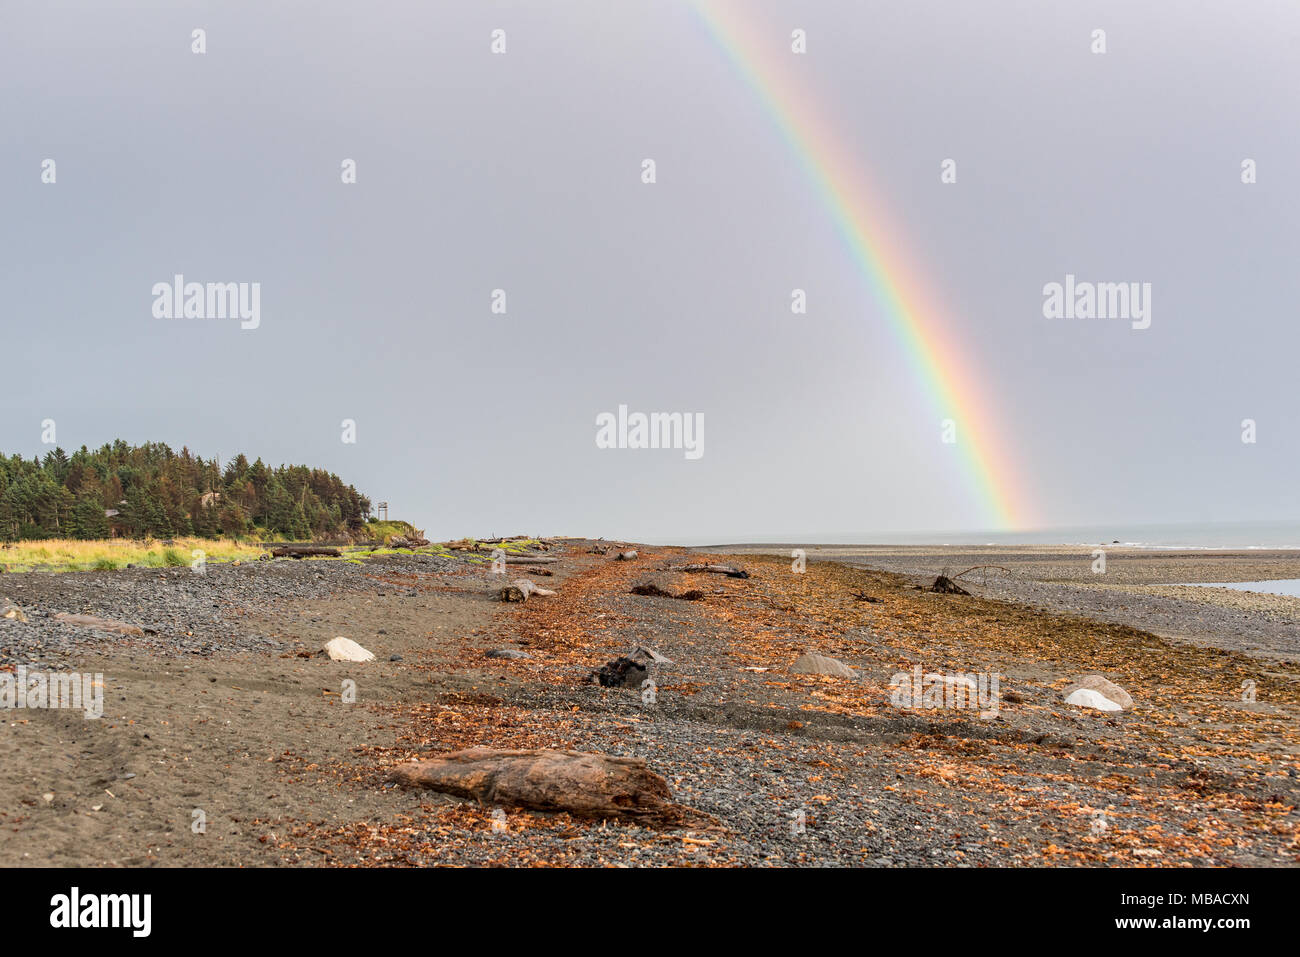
xmin=0 ymin=526 xmax=543 ymax=575
xmin=0 ymin=440 xmax=370 ymax=541
xmin=364 ymin=519 xmax=421 ymax=542
xmin=0 ymin=537 xmax=265 ymax=573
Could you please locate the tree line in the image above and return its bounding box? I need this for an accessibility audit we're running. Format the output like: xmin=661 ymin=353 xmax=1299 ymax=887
xmin=0 ymin=440 xmax=371 ymax=541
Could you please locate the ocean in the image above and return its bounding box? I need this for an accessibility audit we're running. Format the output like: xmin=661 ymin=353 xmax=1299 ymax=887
xmin=688 ymin=521 xmax=1300 ymax=550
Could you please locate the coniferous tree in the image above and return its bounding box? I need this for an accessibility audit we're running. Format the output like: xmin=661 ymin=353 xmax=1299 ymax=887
xmin=0 ymin=442 xmax=369 ymax=541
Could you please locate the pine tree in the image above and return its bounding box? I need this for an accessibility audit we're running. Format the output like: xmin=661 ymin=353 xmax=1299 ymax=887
xmin=0 ymin=441 xmax=369 ymax=541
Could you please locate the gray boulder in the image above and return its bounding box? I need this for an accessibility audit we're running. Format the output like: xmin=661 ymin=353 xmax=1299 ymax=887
xmin=791 ymin=653 xmax=856 ymax=678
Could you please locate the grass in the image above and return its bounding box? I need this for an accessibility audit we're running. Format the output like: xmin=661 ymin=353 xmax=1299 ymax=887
xmin=0 ymin=529 xmax=543 ymax=573
xmin=365 ymin=520 xmax=422 ymax=543
xmin=0 ymin=537 xmax=266 ymax=573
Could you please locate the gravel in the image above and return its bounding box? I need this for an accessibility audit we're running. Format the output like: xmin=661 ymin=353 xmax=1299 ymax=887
xmin=0 ymin=552 xmax=464 ymax=669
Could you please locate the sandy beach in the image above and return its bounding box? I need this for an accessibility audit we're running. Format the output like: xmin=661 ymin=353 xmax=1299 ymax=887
xmin=2 ymin=540 xmax=1297 ymax=867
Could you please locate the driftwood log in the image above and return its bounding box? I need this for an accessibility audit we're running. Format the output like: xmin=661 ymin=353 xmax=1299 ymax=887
xmin=503 ymin=556 xmax=557 ymax=565
xmin=445 ymin=539 xmax=487 ymax=552
xmin=498 ymin=579 xmax=556 ymax=602
xmin=951 ymin=565 xmax=1010 ymax=579
xmin=53 ymin=613 xmax=148 ymax=636
xmin=270 ymin=545 xmax=342 ymax=558
xmin=630 ymin=583 xmax=704 ymax=601
xmin=670 ymin=563 xmax=749 ymax=579
xmin=388 ymin=748 xmax=706 ymax=825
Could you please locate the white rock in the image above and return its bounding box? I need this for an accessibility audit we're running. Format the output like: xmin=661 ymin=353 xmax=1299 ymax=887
xmin=1064 ymin=688 xmax=1123 ymax=711
xmin=1067 ymin=674 xmax=1133 ymax=710
xmin=321 ymin=637 xmax=375 ymax=662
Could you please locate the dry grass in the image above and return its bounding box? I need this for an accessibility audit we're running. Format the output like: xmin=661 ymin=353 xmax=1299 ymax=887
xmin=0 ymin=537 xmax=265 ymax=572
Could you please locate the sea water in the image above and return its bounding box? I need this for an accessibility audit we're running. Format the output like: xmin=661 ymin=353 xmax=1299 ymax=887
xmin=686 ymin=521 xmax=1300 ymax=550
xmin=1179 ymin=579 xmax=1300 ymax=598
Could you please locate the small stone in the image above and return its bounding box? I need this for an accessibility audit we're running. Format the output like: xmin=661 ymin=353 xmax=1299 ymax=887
xmin=486 ymin=649 xmax=532 ymax=660
xmin=389 ymin=654 xmax=403 ymax=662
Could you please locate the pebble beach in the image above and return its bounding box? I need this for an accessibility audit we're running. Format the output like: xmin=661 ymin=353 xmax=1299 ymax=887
xmin=2 ymin=540 xmax=1297 ymax=867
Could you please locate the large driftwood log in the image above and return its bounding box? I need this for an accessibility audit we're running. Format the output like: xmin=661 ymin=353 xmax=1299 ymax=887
xmin=670 ymin=563 xmax=749 ymax=579
xmin=270 ymin=545 xmax=342 ymax=558
xmin=388 ymin=748 xmax=705 ymax=825
xmin=53 ymin=613 xmax=146 ymax=636
xmin=503 ymin=556 xmax=557 ymax=565
xmin=498 ymin=579 xmax=556 ymax=602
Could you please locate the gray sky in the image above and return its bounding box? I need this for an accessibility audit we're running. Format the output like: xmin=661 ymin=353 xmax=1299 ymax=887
xmin=3 ymin=1 xmax=1298 ymax=542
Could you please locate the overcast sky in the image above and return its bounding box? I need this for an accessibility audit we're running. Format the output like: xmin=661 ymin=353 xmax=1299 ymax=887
xmin=3 ymin=1 xmax=1298 ymax=542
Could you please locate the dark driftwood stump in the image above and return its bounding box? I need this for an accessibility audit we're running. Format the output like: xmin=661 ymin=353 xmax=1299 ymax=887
xmin=630 ymin=583 xmax=704 ymax=601
xmin=388 ymin=748 xmax=709 ymax=826
xmin=928 ymin=575 xmax=970 ymax=595
xmin=592 ymin=656 xmax=649 ymax=688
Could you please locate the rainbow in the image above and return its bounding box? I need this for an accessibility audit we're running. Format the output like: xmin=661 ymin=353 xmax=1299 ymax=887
xmin=691 ymin=1 xmax=1030 ymax=530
